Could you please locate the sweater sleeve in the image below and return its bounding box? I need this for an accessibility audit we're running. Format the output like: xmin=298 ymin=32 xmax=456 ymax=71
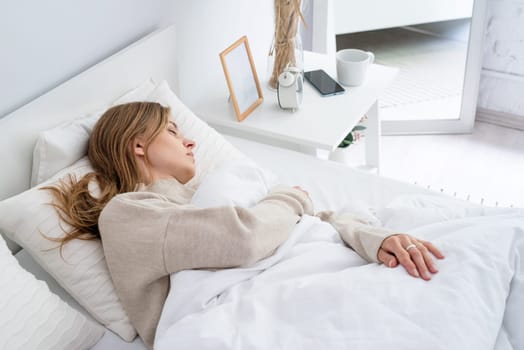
xmin=163 ymin=185 xmax=314 ymax=272
xmin=316 ymin=211 xmax=396 ymax=263
xmin=100 ymin=185 xmax=313 ymax=277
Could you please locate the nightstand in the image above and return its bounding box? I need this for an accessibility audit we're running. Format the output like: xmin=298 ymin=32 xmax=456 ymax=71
xmin=191 ymin=51 xmax=397 ymax=174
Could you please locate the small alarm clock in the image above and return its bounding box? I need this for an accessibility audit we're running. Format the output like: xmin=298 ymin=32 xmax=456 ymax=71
xmin=277 ymin=66 xmax=303 ymax=110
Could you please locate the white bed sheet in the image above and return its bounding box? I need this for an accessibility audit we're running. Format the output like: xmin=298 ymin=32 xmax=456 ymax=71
xmin=156 ymin=137 xmax=524 ymax=350
xmin=156 ymin=212 xmax=523 ymax=350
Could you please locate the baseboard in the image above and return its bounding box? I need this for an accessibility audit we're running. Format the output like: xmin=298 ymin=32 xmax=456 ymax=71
xmin=476 ymin=108 xmax=524 ymax=131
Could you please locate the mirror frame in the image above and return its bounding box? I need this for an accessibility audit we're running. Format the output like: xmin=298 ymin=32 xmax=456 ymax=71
xmin=381 ymin=0 xmax=488 ymax=135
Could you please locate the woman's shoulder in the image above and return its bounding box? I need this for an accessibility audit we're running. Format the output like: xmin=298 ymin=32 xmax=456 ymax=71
xmin=103 ymin=191 xmax=178 ymax=214
xmin=98 ymin=191 xmax=182 ymax=240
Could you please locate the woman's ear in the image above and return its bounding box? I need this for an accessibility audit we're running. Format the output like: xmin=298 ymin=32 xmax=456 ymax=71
xmin=133 ymin=137 xmax=146 ymax=157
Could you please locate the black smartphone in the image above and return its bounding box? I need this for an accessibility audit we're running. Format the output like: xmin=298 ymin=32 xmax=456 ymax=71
xmin=304 ymin=69 xmax=345 ymax=96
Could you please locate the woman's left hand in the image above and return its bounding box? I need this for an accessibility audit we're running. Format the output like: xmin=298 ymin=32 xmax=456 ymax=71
xmin=378 ymin=234 xmax=445 ymax=281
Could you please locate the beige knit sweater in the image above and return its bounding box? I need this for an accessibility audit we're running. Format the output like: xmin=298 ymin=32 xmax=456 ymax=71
xmin=99 ymin=180 xmax=394 ymax=349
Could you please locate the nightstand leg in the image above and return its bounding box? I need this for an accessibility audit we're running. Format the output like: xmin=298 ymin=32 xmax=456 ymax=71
xmin=365 ymin=101 xmax=381 ymax=174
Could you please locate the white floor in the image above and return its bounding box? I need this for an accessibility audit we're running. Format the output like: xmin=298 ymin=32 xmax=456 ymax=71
xmin=344 ymin=121 xmax=524 ymax=209
xmin=336 ymin=26 xmax=523 ymax=208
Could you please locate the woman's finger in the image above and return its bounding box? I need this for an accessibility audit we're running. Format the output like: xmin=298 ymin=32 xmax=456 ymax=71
xmin=406 ymin=242 xmax=432 ymax=280
xmin=415 ymin=242 xmax=439 ymax=274
xmin=419 ymin=240 xmax=445 ymax=259
xmin=377 ymin=248 xmax=398 ymax=268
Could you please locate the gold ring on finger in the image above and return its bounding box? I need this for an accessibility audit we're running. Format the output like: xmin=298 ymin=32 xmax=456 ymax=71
xmin=405 ymin=244 xmax=417 ymax=251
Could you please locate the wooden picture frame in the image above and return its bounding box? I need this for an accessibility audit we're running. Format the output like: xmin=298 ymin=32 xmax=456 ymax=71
xmin=219 ymin=36 xmax=263 ymax=122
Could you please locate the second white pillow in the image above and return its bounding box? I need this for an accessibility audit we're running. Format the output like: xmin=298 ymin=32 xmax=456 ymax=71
xmin=31 ymin=78 xmax=157 ymax=186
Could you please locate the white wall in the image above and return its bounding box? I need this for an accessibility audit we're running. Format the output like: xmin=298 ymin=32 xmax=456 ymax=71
xmin=2 ymin=0 xmax=522 ymax=125
xmin=171 ymin=0 xmax=274 ymax=108
xmin=0 ymin=0 xmax=275 ymax=118
xmin=477 ymin=0 xmax=524 ymax=122
xmin=0 ymin=0 xmax=173 ymax=118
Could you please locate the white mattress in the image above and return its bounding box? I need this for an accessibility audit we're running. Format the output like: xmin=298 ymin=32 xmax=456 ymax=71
xmin=14 ymin=135 xmax=466 ymax=349
xmin=224 ymin=134 xmax=457 ymax=211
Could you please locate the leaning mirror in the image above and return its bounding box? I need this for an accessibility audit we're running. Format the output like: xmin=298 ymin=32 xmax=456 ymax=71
xmin=334 ymin=0 xmax=487 ymax=134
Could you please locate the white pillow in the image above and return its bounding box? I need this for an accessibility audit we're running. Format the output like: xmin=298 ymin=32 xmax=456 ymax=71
xmin=31 ymin=111 xmax=102 ymax=186
xmin=0 ymin=158 xmax=137 ymax=341
xmin=191 ymin=160 xmax=278 ymax=208
xmin=0 ymin=235 xmax=105 ymax=349
xmin=145 ymin=80 xmax=250 ymax=189
xmin=1 ymin=81 xmax=255 ymax=341
xmin=31 ymin=78 xmax=157 ymax=186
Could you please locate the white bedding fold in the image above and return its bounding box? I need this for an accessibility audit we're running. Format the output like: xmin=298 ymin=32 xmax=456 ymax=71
xmin=153 ymin=161 xmax=523 ymax=349
xmin=155 ymin=209 xmax=524 ymax=350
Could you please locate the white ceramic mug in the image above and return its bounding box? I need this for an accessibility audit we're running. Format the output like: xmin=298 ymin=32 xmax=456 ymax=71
xmin=336 ymin=49 xmax=375 ymax=86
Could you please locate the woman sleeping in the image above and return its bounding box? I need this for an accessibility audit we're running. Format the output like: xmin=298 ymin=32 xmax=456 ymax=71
xmin=45 ymin=102 xmax=523 ymax=350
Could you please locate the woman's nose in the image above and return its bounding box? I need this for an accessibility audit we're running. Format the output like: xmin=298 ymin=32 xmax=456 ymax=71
xmin=184 ymin=138 xmax=196 ymax=149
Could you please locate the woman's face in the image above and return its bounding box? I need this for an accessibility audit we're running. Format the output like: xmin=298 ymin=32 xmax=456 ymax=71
xmin=137 ymin=121 xmax=196 ymax=184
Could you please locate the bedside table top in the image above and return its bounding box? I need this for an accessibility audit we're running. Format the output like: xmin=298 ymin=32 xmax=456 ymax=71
xmin=191 ymin=51 xmax=398 ymax=151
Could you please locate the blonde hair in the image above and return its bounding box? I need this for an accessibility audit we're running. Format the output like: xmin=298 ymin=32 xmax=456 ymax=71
xmin=44 ymin=102 xmax=171 ymax=249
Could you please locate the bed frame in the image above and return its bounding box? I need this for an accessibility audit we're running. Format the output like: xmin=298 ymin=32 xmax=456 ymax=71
xmin=0 ymin=25 xmax=178 ymax=253
xmin=3 ymin=21 xmax=512 ymax=350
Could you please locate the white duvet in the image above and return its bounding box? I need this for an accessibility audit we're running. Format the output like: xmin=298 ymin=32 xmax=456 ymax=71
xmin=155 ymin=161 xmax=524 ymax=350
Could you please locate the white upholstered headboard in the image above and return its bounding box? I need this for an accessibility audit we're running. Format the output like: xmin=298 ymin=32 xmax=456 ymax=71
xmin=0 ymin=25 xmax=178 ymax=252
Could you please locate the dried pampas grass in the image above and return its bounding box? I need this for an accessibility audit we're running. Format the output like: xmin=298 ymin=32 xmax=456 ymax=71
xmin=269 ymin=0 xmax=306 ymax=89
